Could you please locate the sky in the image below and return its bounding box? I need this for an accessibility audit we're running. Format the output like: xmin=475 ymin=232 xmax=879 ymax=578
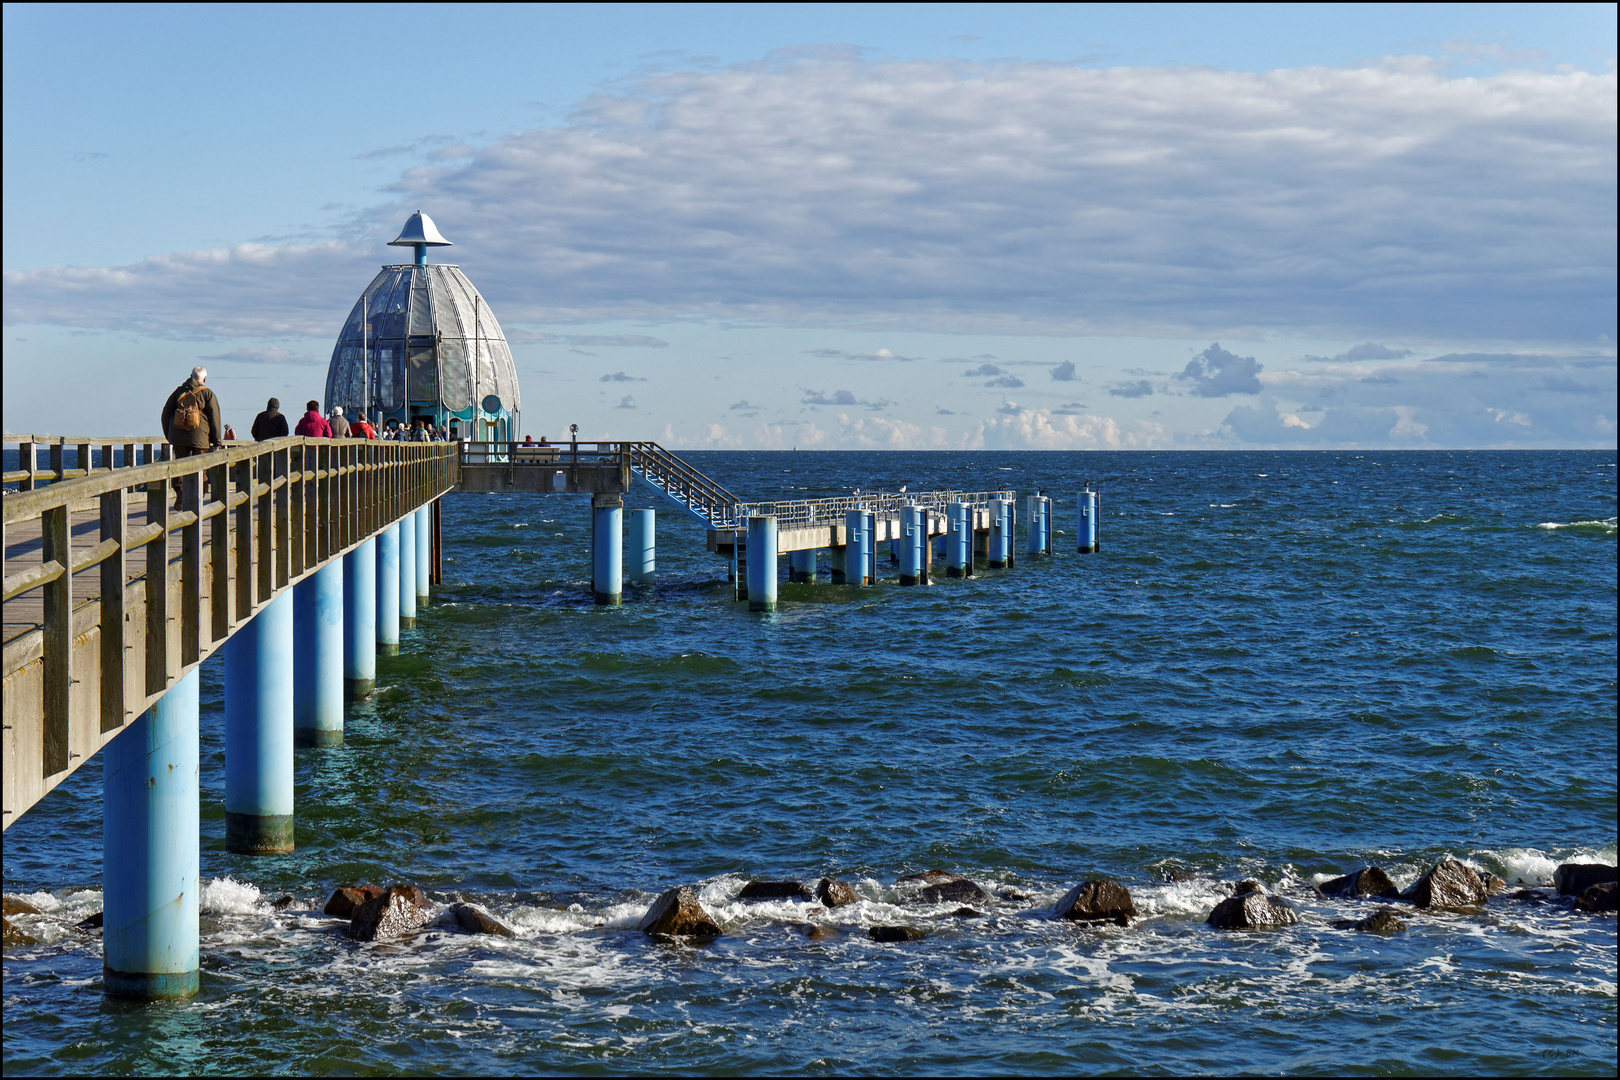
xmin=3 ymin=3 xmax=1615 ymax=448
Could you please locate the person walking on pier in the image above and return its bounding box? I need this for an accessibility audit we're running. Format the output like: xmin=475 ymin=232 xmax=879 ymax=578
xmin=251 ymin=397 xmax=288 ymax=441
xmin=351 ymin=413 xmax=376 ymax=440
xmin=295 ymin=400 xmax=332 ymax=438
xmin=329 ymin=406 xmax=351 ymax=439
xmin=160 ymin=366 xmax=223 ymax=507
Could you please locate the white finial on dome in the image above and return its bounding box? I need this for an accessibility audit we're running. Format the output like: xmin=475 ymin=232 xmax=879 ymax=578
xmin=389 ymin=211 xmax=452 ymax=248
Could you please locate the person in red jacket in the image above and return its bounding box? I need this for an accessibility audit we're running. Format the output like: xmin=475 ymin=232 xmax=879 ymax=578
xmin=351 ymin=416 xmax=377 ymax=440
xmin=294 ymin=399 xmax=332 ymax=438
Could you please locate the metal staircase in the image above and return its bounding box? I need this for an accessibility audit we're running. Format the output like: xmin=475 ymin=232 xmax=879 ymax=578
xmin=624 ymin=442 xmax=748 ymax=530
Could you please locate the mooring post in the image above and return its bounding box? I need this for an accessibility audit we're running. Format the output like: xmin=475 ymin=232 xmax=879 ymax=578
xmin=1042 ymin=496 xmax=1054 ymax=554
xmin=1078 ymin=490 xmax=1099 ymax=553
xmin=102 ymin=667 xmax=200 ymax=1000
xmin=746 ymin=514 xmax=778 ymax=611
xmin=377 ymin=522 xmax=400 ymax=655
xmin=628 ymin=508 xmax=655 ymax=585
xmin=789 ymin=547 xmax=816 ymax=583
xmin=592 ymin=493 xmax=623 ymax=605
xmin=414 ymin=504 xmax=431 ymax=604
xmin=947 ymin=503 xmax=968 ymax=578
xmin=1026 ymin=496 xmax=1044 ymax=556
xmin=398 ymin=510 xmax=417 ymax=628
xmin=844 ymin=509 xmax=869 ymax=586
xmin=223 ymin=589 xmax=294 ymax=854
xmin=293 ymin=560 xmax=344 ymax=747
xmin=988 ymin=499 xmax=1010 ymax=568
xmin=899 ymin=505 xmax=924 ymax=586
xmin=344 ymin=537 xmax=376 ymax=698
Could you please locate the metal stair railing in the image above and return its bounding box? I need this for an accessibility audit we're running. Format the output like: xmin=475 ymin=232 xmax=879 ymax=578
xmin=626 ymin=442 xmax=747 ymax=529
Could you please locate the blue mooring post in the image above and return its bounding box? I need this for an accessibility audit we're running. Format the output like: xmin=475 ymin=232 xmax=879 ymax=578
xmin=377 ymin=522 xmax=400 ymax=655
xmin=294 ymin=560 xmax=344 ymax=747
xmin=102 ymin=667 xmax=200 ymax=999
xmin=628 ymin=508 xmax=655 ymax=585
xmin=1044 ymin=496 xmax=1055 ymax=554
xmin=223 ymin=589 xmax=294 ymax=854
xmin=844 ymin=508 xmax=873 ymax=586
xmin=344 ymin=537 xmax=376 ymax=698
xmin=746 ymin=515 xmax=778 ymax=611
xmin=1078 ymin=490 xmax=1099 ymax=553
xmin=1026 ymin=496 xmax=1048 ymax=556
xmin=414 ymin=504 xmax=431 ymax=603
xmin=398 ymin=511 xmax=417 ymax=628
xmin=947 ymin=503 xmax=969 ymax=578
xmin=789 ymin=547 xmax=816 ymax=583
xmin=899 ymin=505 xmax=924 ymax=586
xmin=988 ymin=499 xmax=1009 ymax=568
xmin=592 ymin=494 xmax=623 ymax=605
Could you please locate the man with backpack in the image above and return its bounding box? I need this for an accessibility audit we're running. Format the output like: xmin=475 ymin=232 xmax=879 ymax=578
xmin=160 ymin=366 xmax=223 ymax=507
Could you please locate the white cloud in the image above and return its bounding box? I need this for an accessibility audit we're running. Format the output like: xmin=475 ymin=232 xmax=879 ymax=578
xmin=1175 ymin=343 xmax=1263 ymax=397
xmin=5 ymin=58 xmax=1612 ymax=343
xmin=198 ymin=345 xmax=318 ymax=365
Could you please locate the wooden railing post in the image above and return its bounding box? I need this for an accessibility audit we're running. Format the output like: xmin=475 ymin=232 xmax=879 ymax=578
xmin=145 ymin=480 xmax=170 ymax=692
xmin=180 ymin=469 xmax=203 ymax=666
xmin=41 ymin=504 xmax=71 ymax=775
xmin=48 ymin=441 xmax=64 ymax=485
xmin=256 ymin=450 xmax=273 ymax=604
xmin=20 ymin=439 xmax=36 ymax=490
xmin=275 ymin=446 xmax=290 ymax=589
xmin=100 ymin=485 xmax=128 ymax=733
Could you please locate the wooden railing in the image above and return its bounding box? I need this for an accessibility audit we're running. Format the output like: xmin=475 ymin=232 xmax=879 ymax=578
xmin=4 ymin=434 xmax=174 ymax=489
xmin=2 ymin=437 xmax=459 ymax=829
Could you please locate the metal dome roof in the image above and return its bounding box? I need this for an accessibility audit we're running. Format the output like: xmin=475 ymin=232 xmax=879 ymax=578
xmin=324 ymin=261 xmax=520 ymax=419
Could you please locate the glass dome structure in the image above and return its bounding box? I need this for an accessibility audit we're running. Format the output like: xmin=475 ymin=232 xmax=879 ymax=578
xmin=325 ymin=212 xmax=521 ymax=440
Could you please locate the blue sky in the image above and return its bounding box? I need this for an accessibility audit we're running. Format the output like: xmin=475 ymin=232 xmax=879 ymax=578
xmin=4 ymin=3 xmax=1615 ymax=447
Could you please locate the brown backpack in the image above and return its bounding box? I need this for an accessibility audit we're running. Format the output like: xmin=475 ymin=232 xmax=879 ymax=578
xmin=173 ymin=387 xmax=204 ymax=432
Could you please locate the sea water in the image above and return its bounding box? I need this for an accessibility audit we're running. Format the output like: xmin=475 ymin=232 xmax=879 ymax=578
xmin=3 ymin=450 xmax=1615 ymax=1076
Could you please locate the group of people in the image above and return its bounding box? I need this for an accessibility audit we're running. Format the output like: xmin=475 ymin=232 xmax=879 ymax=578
xmin=161 ymin=366 xmax=462 ymax=455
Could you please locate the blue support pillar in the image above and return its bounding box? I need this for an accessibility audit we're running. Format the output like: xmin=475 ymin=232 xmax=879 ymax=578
xmin=377 ymin=523 xmax=399 ymax=655
xmin=414 ymin=504 xmax=431 ymax=603
xmin=1078 ymin=490 xmax=1099 ymax=553
xmin=223 ymin=589 xmax=294 ymax=854
xmin=948 ymin=503 xmax=970 ymax=578
xmin=1027 ymin=496 xmax=1048 ymax=556
xmin=344 ymin=537 xmax=376 ymax=698
xmin=789 ymin=547 xmax=816 ymax=583
xmin=628 ymin=508 xmax=655 ymax=585
xmin=398 ymin=511 xmax=417 ymax=628
xmin=844 ymin=509 xmax=871 ymax=586
xmin=899 ymin=505 xmax=924 ymax=586
xmin=102 ymin=668 xmax=199 ymax=999
xmin=1042 ymin=496 xmax=1054 ymax=554
xmin=746 ymin=515 xmax=778 ymax=611
xmin=294 ymin=561 xmax=344 ymax=747
xmin=592 ymin=494 xmax=623 ymax=605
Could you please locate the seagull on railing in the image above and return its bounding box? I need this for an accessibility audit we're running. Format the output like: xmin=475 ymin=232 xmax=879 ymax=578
xmin=899 ymin=485 xmax=907 ymax=493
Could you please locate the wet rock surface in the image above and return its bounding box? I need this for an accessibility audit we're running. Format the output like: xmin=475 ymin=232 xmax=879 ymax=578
xmin=75 ymin=911 xmax=104 ymax=931
xmin=1401 ymin=859 xmax=1492 ymax=910
xmin=3 ymin=896 xmax=41 ymax=917
xmin=638 ymin=887 xmax=722 ymax=937
xmin=738 ymin=880 xmax=812 ymax=900
xmin=1334 ymin=907 xmax=1407 ymax=934
xmin=1052 ymin=880 xmax=1137 ymax=927
xmin=272 ymin=895 xmax=296 ymax=910
xmin=949 ymin=907 xmax=983 ymax=918
xmin=449 ymin=902 xmax=517 ymax=937
xmin=3 ymin=917 xmax=36 ymax=947
xmin=815 ymin=878 xmax=860 ymax=908
xmin=325 ymin=885 xmax=385 ymax=918
xmin=1208 ymin=886 xmax=1299 ymax=929
xmin=919 ymin=878 xmax=986 ymax=904
xmin=1574 ymin=881 xmax=1616 ymax=913
xmin=1553 ymin=863 xmax=1618 ymax=896
xmin=349 ymin=886 xmax=433 ymax=942
xmin=896 ymin=869 xmax=958 ymax=884
xmin=869 ymin=925 xmax=927 ymax=942
xmin=1320 ymin=867 xmax=1400 ymax=900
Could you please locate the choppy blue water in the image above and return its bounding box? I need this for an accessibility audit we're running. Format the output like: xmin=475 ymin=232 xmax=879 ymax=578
xmin=4 ymin=450 xmax=1616 ymax=1076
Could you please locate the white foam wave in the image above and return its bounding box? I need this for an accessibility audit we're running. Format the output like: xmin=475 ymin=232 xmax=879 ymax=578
xmin=200 ymin=875 xmax=264 ymax=915
xmin=1536 ymin=517 xmax=1617 ymax=531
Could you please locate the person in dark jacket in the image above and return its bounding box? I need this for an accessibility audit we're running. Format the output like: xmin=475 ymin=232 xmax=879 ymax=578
xmin=251 ymin=397 xmax=289 ymax=441
xmin=294 ymin=400 xmax=332 ymax=438
xmin=160 ymin=366 xmax=223 ymax=507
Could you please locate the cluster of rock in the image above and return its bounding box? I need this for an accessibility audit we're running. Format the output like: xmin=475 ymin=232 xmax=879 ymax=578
xmin=322 ymin=883 xmax=516 ymax=941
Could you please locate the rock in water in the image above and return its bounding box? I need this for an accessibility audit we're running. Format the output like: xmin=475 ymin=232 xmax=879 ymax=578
xmin=449 ymin=902 xmax=517 ymax=937
xmin=869 ymin=925 xmax=927 ymax=942
xmin=896 ymin=869 xmax=957 ymax=884
xmin=76 ymin=911 xmax=104 ymax=930
xmin=638 ymin=887 xmax=721 ymax=937
xmin=1320 ymin=867 xmax=1401 ymax=900
xmin=1052 ymin=880 xmax=1137 ymax=927
xmin=738 ymin=880 xmax=812 ymax=900
xmin=1352 ymin=908 xmax=1408 ymax=934
xmin=1478 ymin=871 xmax=1507 ymax=896
xmin=3 ymin=896 xmax=41 ymax=917
xmin=3 ymin=917 xmax=37 ymax=947
xmin=1207 ymin=886 xmax=1299 ymax=929
xmin=1575 ymin=881 xmax=1617 ymax=913
xmin=920 ymin=878 xmax=986 ymax=904
xmin=1401 ymin=859 xmax=1491 ymax=910
xmin=272 ymin=895 xmax=296 ymax=910
xmin=1553 ymin=863 xmax=1618 ymax=896
xmin=816 ymin=878 xmax=860 ymax=908
xmin=324 ymin=885 xmax=384 ymax=918
xmin=349 ymin=886 xmax=432 ymax=941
